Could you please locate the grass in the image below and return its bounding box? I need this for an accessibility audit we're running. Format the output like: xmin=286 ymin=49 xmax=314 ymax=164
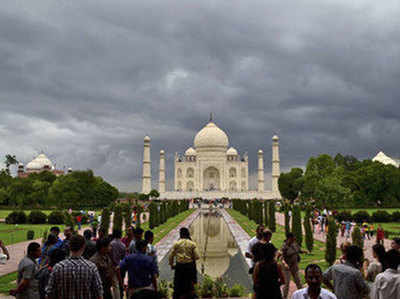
xmin=0 ymin=223 xmax=67 ymax=245
xmin=227 ymin=209 xmax=339 ymax=274
xmin=0 ymin=272 xmax=17 ymax=294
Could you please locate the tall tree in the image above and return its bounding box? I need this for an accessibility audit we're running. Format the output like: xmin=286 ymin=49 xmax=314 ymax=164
xmin=325 ymin=217 xmax=337 ymax=265
xmin=278 ymin=168 xmax=304 ymax=203
xmin=303 ymin=209 xmax=314 ymax=252
xmin=4 ymin=154 xmax=18 ymax=175
xmin=291 ymin=205 xmax=303 ymax=247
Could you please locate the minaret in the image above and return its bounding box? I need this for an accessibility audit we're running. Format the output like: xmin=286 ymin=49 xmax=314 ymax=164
xmin=142 ymin=136 xmax=152 ymax=194
xmin=257 ymin=149 xmax=264 ymax=192
xmin=272 ymin=135 xmax=280 ymax=196
xmin=159 ymin=150 xmax=166 ymax=193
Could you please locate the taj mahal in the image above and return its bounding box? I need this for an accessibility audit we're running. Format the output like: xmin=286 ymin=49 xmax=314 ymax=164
xmin=141 ymin=117 xmax=281 ymax=200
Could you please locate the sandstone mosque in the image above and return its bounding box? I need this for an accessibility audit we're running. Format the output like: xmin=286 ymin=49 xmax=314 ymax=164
xmin=141 ymin=117 xmax=281 ymax=199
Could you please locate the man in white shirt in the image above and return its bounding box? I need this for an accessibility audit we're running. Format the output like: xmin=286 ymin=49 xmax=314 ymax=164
xmin=371 ymin=249 xmax=400 ymax=299
xmin=245 ymin=224 xmax=264 ymax=274
xmin=292 ymin=264 xmax=337 ymax=299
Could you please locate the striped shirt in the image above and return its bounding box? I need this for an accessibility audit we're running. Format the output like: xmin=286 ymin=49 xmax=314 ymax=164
xmin=46 ymin=256 xmax=103 ymax=299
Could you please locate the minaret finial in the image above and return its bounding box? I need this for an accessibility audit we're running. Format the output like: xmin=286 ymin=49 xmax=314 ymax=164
xmin=209 ymin=112 xmax=213 ymax=122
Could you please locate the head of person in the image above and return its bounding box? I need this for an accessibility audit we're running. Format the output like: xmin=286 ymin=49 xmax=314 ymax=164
xmin=98 ymin=227 xmax=107 ymax=239
xmin=126 ymin=226 xmax=134 ymax=238
xmin=372 ymin=243 xmax=386 ymax=263
xmin=48 ymin=248 xmax=66 ymax=267
xmin=50 ymin=226 xmax=60 ymax=237
xmin=391 ymin=238 xmax=400 ymax=251
xmin=340 ymin=241 xmax=352 ymax=256
xmin=286 ymin=232 xmax=295 ymax=244
xmin=345 ymin=245 xmax=364 ymax=269
xmin=69 ymin=235 xmax=86 ymax=255
xmin=83 ymin=229 xmax=92 ymax=241
xmin=45 ymin=233 xmax=58 ymax=247
xmin=256 ymin=225 xmax=265 ymax=239
xmin=64 ymin=226 xmax=73 ymax=239
xmin=262 ymin=243 xmax=277 ymax=262
xmin=261 ymin=229 xmax=272 ymax=242
xmin=385 ymin=249 xmax=400 ymax=270
xmin=135 ymin=239 xmax=148 ymax=254
xmin=144 ymin=230 xmax=154 ymax=244
xmin=134 ymin=228 xmax=144 ymax=241
xmin=27 ymin=242 xmax=41 ymax=259
xmin=96 ymin=237 xmax=111 ymax=255
xmin=112 ymin=229 xmax=122 ymax=240
xmin=305 ymin=264 xmax=323 ymax=290
xmin=179 ymin=227 xmax=191 ymax=240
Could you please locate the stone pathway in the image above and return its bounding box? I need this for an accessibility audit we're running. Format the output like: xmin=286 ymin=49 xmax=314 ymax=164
xmin=275 ymin=212 xmax=393 ymax=261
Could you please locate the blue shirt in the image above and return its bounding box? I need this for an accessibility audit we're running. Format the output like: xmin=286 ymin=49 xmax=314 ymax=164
xmin=120 ymin=252 xmax=157 ymax=288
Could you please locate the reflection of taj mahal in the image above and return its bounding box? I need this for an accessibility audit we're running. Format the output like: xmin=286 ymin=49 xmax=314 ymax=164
xmin=141 ymin=117 xmax=281 ymax=199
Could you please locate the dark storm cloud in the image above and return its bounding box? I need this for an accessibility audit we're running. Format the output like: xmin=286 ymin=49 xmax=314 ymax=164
xmin=1 ymin=0 xmax=400 ymax=191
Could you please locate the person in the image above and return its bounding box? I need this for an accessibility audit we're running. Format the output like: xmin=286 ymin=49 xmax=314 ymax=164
xmin=76 ymin=214 xmax=82 ymax=230
xmin=363 ymin=222 xmax=370 ymax=240
xmin=110 ymin=229 xmax=126 ymax=299
xmin=90 ymin=238 xmax=114 ymax=299
xmin=37 ymin=248 xmax=66 ymax=299
xmin=253 ymin=243 xmax=284 ymax=299
xmin=246 ymin=224 xmax=264 ymax=274
xmin=95 ymin=227 xmax=108 ymax=241
xmin=0 ymin=239 xmax=10 ymax=261
xmin=391 ymin=238 xmax=400 ymax=251
xmin=169 ymin=227 xmax=200 ymax=299
xmin=45 ymin=235 xmax=104 ymax=299
xmin=340 ymin=222 xmax=345 ymax=238
xmin=120 ymin=239 xmax=158 ymax=298
xmin=281 ymin=232 xmax=303 ymax=298
xmin=369 ymin=224 xmax=374 ymax=239
xmin=364 ymin=244 xmax=386 ymax=283
xmin=10 ymin=242 xmax=41 ymax=298
xmin=40 ymin=234 xmax=58 ymax=266
xmin=292 ymin=264 xmax=336 ymax=299
xmin=145 ymin=230 xmax=159 ymax=275
xmin=49 ymin=226 xmax=63 ymax=248
xmin=376 ymin=225 xmax=385 ymax=245
xmin=323 ymin=245 xmax=369 ymax=299
xmin=83 ymin=229 xmax=97 ymax=259
xmin=122 ymin=226 xmax=134 ymax=250
xmin=60 ymin=226 xmax=73 ymax=256
xmin=344 ymin=220 xmax=352 ymax=239
xmin=129 ymin=227 xmax=144 ymax=254
xmin=251 ymin=229 xmax=273 ymax=264
xmin=335 ymin=242 xmax=351 ymax=265
xmin=371 ymin=249 xmax=400 ymax=299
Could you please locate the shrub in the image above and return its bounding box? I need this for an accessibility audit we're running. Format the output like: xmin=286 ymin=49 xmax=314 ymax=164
xmin=284 ymin=205 xmax=290 ymax=235
xmin=325 ymin=217 xmax=337 ymax=265
xmin=199 ymin=275 xmax=214 ymax=298
xmin=263 ymin=201 xmax=269 ymax=228
xmin=48 ymin=211 xmax=65 ymax=224
xmin=5 ymin=211 xmax=27 ymax=224
xmin=292 ymin=205 xmax=302 ymax=247
xmin=335 ymin=211 xmax=352 ymax=222
xmin=352 ymin=211 xmax=370 ymax=223
xmin=391 ymin=211 xmax=400 ymax=222
xmin=113 ymin=204 xmax=123 ymax=233
xmin=27 ymin=230 xmax=34 ymax=240
xmin=269 ymin=201 xmax=276 ymax=232
xmin=229 ymin=284 xmax=245 ymax=297
xmin=122 ymin=203 xmax=132 ymax=231
xmin=304 ymin=210 xmax=314 ymax=252
xmin=352 ymin=225 xmax=364 ymax=249
xmin=64 ymin=213 xmax=75 ymax=229
xmin=371 ymin=210 xmax=392 ymax=223
xmin=28 ymin=211 xmax=47 ymax=224
xmin=214 ymin=277 xmax=229 ymax=298
xmin=157 ymin=279 xmax=169 ymax=299
xmin=100 ymin=207 xmax=111 ymax=233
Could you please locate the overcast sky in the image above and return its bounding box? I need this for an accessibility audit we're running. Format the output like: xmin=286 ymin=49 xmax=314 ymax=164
xmin=1 ymin=0 xmax=400 ymax=191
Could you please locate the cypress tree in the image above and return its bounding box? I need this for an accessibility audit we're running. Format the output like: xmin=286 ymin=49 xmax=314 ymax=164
xmin=352 ymin=225 xmax=364 ymax=250
xmin=264 ymin=201 xmax=269 ymax=227
xmin=284 ymin=204 xmax=290 ymax=235
xmin=122 ymin=203 xmax=132 ymax=231
xmin=100 ymin=207 xmax=111 ymax=234
xmin=325 ymin=217 xmax=337 ymax=265
xmin=149 ymin=203 xmax=155 ymax=229
xmin=161 ymin=202 xmax=166 ymax=224
xmin=112 ymin=204 xmax=123 ymax=233
xmin=304 ymin=209 xmax=314 ymax=253
xmin=269 ymin=201 xmax=276 ymax=232
xmin=292 ymin=205 xmax=303 ymax=247
xmin=154 ymin=203 xmax=160 ymax=227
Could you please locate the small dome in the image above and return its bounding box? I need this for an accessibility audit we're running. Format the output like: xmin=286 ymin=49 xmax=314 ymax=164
xmin=18 ymin=162 xmax=24 ymax=168
xmin=194 ymin=122 xmax=229 ymax=149
xmin=160 ymin=149 xmax=165 ymax=154
xmin=272 ymin=135 xmax=279 ymax=141
xmin=144 ymin=136 xmax=151 ymax=142
xmin=26 ymin=153 xmax=53 ymax=170
xmin=185 ymin=147 xmax=197 ymax=156
xmin=227 ymin=147 xmax=238 ymax=155
xmin=258 ymin=149 xmax=263 ymax=154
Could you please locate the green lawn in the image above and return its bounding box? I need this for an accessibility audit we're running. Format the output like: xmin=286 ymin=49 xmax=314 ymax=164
xmin=227 ymin=209 xmax=339 ymax=274
xmin=0 ymin=272 xmax=17 ymax=294
xmin=336 ymin=208 xmax=400 ymax=214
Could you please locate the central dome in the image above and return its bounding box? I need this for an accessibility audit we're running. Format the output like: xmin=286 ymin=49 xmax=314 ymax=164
xmin=194 ymin=122 xmax=229 ymax=149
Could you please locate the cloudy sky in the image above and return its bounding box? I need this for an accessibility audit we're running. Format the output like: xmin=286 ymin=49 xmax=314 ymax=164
xmin=1 ymin=0 xmax=399 ymax=191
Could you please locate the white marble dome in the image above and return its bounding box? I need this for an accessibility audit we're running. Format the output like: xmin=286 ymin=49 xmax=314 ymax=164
xmin=194 ymin=122 xmax=229 ymax=149
xmin=226 ymin=147 xmax=238 ymax=155
xmin=26 ymin=153 xmax=53 ymax=170
xmin=185 ymin=147 xmax=197 ymax=156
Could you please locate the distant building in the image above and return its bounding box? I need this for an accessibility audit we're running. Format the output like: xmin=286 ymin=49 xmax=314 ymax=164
xmin=372 ymin=151 xmax=400 ymax=167
xmin=17 ymin=153 xmax=72 ymax=178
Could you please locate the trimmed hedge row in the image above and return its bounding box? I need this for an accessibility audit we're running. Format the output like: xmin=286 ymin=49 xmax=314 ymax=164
xmin=5 ymin=210 xmax=67 ymax=224
xmin=335 ymin=210 xmax=400 ymax=223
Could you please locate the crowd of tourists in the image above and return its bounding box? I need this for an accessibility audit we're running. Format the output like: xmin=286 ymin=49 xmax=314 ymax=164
xmin=247 ymin=224 xmax=400 ymax=299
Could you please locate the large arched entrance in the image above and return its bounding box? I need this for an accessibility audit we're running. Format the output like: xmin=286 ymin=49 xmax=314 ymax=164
xmin=203 ymin=167 xmax=220 ymax=191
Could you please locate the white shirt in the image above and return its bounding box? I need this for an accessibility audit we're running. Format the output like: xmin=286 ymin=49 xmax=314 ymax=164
xmin=371 ymin=269 xmax=400 ymax=299
xmin=247 ymin=236 xmax=260 ymax=267
xmin=292 ymin=287 xmax=337 ymax=299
